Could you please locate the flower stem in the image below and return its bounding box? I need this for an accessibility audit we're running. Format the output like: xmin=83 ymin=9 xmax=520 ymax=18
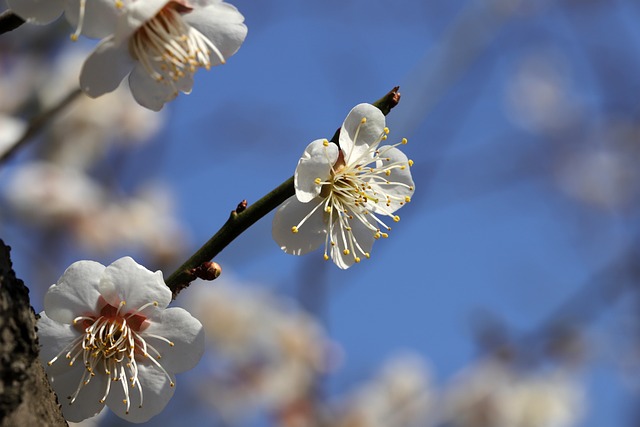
xmin=166 ymin=86 xmax=402 ymax=297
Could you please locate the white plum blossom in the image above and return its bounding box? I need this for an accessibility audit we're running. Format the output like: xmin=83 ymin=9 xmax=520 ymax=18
xmin=272 ymin=103 xmax=415 ymax=269
xmin=80 ymin=0 xmax=247 ymax=111
xmin=38 ymin=257 xmax=205 ymax=423
xmin=6 ymin=0 xmax=124 ymax=40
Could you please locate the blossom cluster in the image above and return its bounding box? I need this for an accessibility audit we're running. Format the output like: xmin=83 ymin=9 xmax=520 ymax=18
xmin=3 ymin=0 xmax=421 ymax=424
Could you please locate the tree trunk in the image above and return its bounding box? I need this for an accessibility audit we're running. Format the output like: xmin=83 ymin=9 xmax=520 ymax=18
xmin=0 ymin=239 xmax=66 ymax=426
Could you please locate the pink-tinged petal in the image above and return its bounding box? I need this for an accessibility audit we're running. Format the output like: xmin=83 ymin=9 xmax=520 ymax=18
xmin=340 ymin=103 xmax=386 ymax=166
xmin=185 ymin=2 xmax=248 ymax=66
xmin=129 ymin=65 xmax=176 ymax=111
xmin=295 ymin=139 xmax=338 ymax=203
xmin=64 ymin=0 xmax=122 ymax=39
xmin=37 ymin=313 xmax=82 ymax=376
xmin=272 ymin=196 xmax=327 ymax=255
xmin=98 ymin=257 xmax=171 ymax=310
xmin=105 ymin=363 xmax=175 ymax=423
xmin=43 ymin=260 xmax=104 ymax=324
xmin=47 ymin=360 xmax=108 ymax=422
xmin=6 ymin=0 xmax=64 ymax=24
xmin=369 ymin=145 xmax=415 ymax=214
xmin=80 ymin=37 xmax=133 ymax=98
xmin=142 ymin=307 xmax=204 ymax=373
xmin=330 ymin=216 xmax=376 ymax=269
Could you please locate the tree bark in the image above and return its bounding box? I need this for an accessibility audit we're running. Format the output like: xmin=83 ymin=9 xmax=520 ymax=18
xmin=0 ymin=239 xmax=66 ymax=426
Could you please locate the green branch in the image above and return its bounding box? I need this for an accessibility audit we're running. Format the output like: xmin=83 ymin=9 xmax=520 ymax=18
xmin=167 ymin=86 xmax=402 ymax=297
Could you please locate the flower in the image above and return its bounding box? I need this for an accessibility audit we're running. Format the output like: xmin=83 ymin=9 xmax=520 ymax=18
xmin=38 ymin=257 xmax=205 ymax=423
xmin=183 ymin=279 xmax=332 ymax=420
xmin=6 ymin=0 xmax=124 ymax=40
xmin=272 ymin=103 xmax=415 ymax=269
xmin=79 ymin=0 xmax=247 ymax=111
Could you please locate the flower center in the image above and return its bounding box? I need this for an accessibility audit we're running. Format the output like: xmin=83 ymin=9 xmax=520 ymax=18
xmin=129 ymin=2 xmax=225 ymax=85
xmin=47 ymin=300 xmax=175 ymax=415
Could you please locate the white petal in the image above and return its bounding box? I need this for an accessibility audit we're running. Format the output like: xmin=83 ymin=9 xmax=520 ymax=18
xmin=98 ymin=257 xmax=171 ymax=310
xmin=37 ymin=313 xmax=82 ymax=375
xmin=330 ymin=216 xmax=376 ymax=269
xmin=185 ymin=2 xmax=248 ymax=66
xmin=272 ymin=196 xmax=326 ymax=255
xmin=114 ymin=0 xmax=169 ymax=42
xmin=340 ymin=103 xmax=386 ymax=166
xmin=6 ymin=0 xmax=64 ymax=24
xmin=369 ymin=145 xmax=415 ymax=213
xmin=142 ymin=307 xmax=205 ymax=373
xmin=294 ymin=139 xmax=338 ymax=203
xmin=64 ymin=0 xmax=121 ymax=39
xmin=129 ymin=64 xmax=176 ymax=111
xmin=105 ymin=363 xmax=175 ymax=423
xmin=47 ymin=359 xmax=108 ymax=422
xmin=80 ymin=37 xmax=133 ymax=98
xmin=43 ymin=260 xmax=104 ymax=324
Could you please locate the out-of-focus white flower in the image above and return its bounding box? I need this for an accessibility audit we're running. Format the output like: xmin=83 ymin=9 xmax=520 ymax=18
xmin=38 ymin=257 xmax=205 ymax=423
xmin=272 ymin=103 xmax=415 ymax=269
xmin=183 ymin=280 xmax=331 ymax=419
xmin=335 ymin=353 xmax=434 ymax=427
xmin=2 ymin=161 xmax=104 ymax=225
xmin=39 ymin=45 xmax=164 ymax=170
xmin=440 ymin=360 xmax=583 ymax=427
xmin=6 ymin=0 xmax=124 ymax=40
xmin=504 ymin=52 xmax=581 ymax=133
xmin=80 ymin=0 xmax=247 ymax=111
xmin=73 ymin=183 xmax=188 ymax=263
xmin=0 ymin=115 xmax=26 ymax=158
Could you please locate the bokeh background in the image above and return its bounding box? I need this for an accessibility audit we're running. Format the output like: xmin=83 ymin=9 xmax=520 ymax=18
xmin=2 ymin=0 xmax=640 ymax=426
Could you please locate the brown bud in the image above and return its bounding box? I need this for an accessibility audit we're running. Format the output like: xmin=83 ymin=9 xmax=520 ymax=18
xmin=235 ymin=199 xmax=248 ymax=214
xmin=194 ymin=261 xmax=221 ymax=281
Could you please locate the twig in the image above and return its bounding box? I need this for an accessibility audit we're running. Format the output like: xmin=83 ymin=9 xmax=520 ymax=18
xmin=166 ymin=86 xmax=402 ymax=297
xmin=0 ymin=88 xmax=83 ymax=165
xmin=0 ymin=10 xmax=25 ymax=35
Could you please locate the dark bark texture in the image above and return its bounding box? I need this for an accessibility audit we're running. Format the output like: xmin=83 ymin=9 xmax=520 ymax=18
xmin=0 ymin=239 xmax=66 ymax=426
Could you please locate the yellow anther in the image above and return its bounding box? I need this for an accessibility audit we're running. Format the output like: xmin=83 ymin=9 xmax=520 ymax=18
xmin=393 ymin=215 xmax=400 ymax=222
xmin=382 ymin=135 xmax=388 ymax=140
xmin=343 ymin=249 xmax=350 ymax=255
xmin=361 ymin=117 xmax=367 ymax=124
xmin=405 ymin=196 xmax=411 ymax=202
xmin=70 ymin=34 xmax=79 ymax=42
xmin=400 ymin=165 xmax=406 ymax=170
xmin=374 ymin=232 xmax=381 ymax=239
xmin=314 ymin=178 xmax=322 ymax=184
xmin=323 ymin=254 xmax=329 ymax=261
xmin=291 ymin=226 xmax=299 ymax=233
xmin=323 ymin=139 xmax=329 ymax=146
xmin=385 ymin=170 xmax=391 ymax=176
xmin=408 ymin=159 xmax=414 ymax=167
xmin=401 ymin=138 xmax=408 ymax=144
xmin=381 ymin=233 xmax=389 ymax=238
xmin=383 ymin=127 xmax=389 ymax=134
xmin=170 ymin=382 xmax=175 ymax=387
xmin=355 ymin=257 xmax=361 ymax=263
xmin=365 ymin=253 xmax=371 ymax=259
xmin=115 ymin=0 xmax=123 ymax=7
